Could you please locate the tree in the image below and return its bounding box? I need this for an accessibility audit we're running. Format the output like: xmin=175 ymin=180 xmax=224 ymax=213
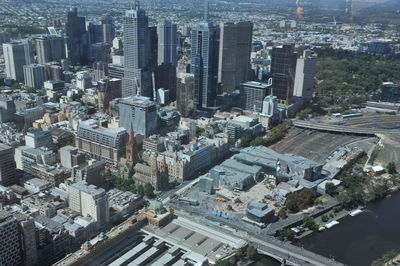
xmin=136 ymin=184 xmax=145 ymax=196
xmin=235 ymin=248 xmax=243 ymax=258
xmin=282 ymin=228 xmax=295 ymax=240
xmin=303 ymin=216 xmax=318 ymax=231
xmin=387 ymin=162 xmax=397 ymax=174
xmin=296 ymin=107 xmax=313 ymax=120
xmin=250 ymin=136 xmax=266 ymax=147
xmin=143 ymin=183 xmax=155 ymax=198
xmin=240 ymin=135 xmax=252 ymax=147
xmin=11 ymin=82 xmax=22 ymax=90
xmin=246 ymin=245 xmax=258 ymax=260
xmin=277 ymin=208 xmax=287 ymax=218
xmin=321 ymin=214 xmax=329 ymax=223
xmin=325 ymin=182 xmax=338 ymax=196
xmin=196 ymin=127 xmax=205 ymax=137
xmin=285 ymin=189 xmax=316 ymax=213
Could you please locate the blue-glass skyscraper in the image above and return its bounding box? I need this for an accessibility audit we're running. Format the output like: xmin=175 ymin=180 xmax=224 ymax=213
xmin=190 ymin=23 xmax=219 ymax=109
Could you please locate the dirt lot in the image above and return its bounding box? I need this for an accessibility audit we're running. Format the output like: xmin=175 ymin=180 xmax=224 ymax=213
xmin=214 ymin=178 xmax=279 ymax=214
xmin=376 ymin=134 xmax=400 ymax=169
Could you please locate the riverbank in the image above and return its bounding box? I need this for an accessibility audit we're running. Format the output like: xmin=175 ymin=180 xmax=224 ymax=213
xmin=294 ymin=208 xmax=353 ymax=240
xmin=298 ymin=192 xmax=400 ymax=266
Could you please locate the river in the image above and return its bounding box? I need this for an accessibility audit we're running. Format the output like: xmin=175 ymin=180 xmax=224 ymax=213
xmin=298 ymin=193 xmax=400 ymax=266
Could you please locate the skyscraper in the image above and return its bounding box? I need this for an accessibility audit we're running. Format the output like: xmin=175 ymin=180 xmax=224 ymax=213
xmin=155 ymin=63 xmax=177 ymax=101
xmin=0 ymin=211 xmax=22 ymax=266
xmin=23 ymin=64 xmax=46 ymax=90
xmin=36 ymin=35 xmax=66 ymax=64
xmin=36 ymin=36 xmax=51 ymax=64
xmin=190 ymin=23 xmax=219 ymax=108
xmin=0 ymin=143 xmax=17 ymax=186
xmin=3 ymin=40 xmax=33 ymax=82
xmin=102 ymin=14 xmax=115 ymax=45
xmin=87 ymin=22 xmax=104 ymax=45
xmin=270 ymin=44 xmax=297 ymax=104
xmin=90 ymin=42 xmax=111 ymax=63
xmin=148 ymin=26 xmax=158 ymax=70
xmin=98 ymin=78 xmax=122 ymax=111
xmin=122 ymin=3 xmax=152 ymax=98
xmin=157 ymin=20 xmax=177 ymax=67
xmin=218 ymin=21 xmax=253 ymax=93
xmin=176 ymin=73 xmax=195 ymax=117
xmin=294 ymin=50 xmax=317 ymax=99
xmin=65 ymin=8 xmax=89 ymax=66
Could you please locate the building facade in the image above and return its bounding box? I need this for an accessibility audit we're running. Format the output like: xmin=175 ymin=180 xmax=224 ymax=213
xmin=122 ymin=4 xmax=152 ymax=98
xmin=118 ymin=96 xmax=157 ymax=137
xmin=65 ymin=8 xmax=89 ymax=66
xmin=68 ymin=181 xmax=110 ymax=229
xmin=218 ymin=21 xmax=253 ymax=93
xmin=3 ymin=40 xmax=33 ymax=82
xmin=0 ymin=144 xmax=17 ymax=187
xmin=157 ymin=20 xmax=177 ymax=67
xmin=270 ymin=44 xmax=297 ymax=104
xmin=190 ymin=23 xmax=219 ymax=108
xmin=241 ymin=81 xmax=272 ymax=113
xmin=0 ymin=211 xmax=22 ymax=266
xmin=23 ymin=64 xmax=46 ymax=90
xmin=76 ymin=120 xmax=128 ymax=165
xmin=293 ymin=50 xmax=317 ymax=99
xmin=36 ymin=35 xmax=66 ymax=64
xmin=176 ymin=73 xmax=195 ymax=117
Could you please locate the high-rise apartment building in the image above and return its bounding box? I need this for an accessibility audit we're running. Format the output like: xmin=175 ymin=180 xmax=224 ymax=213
xmin=218 ymin=21 xmax=253 ymax=93
xmin=66 ymin=8 xmax=89 ymax=66
xmin=190 ymin=23 xmax=219 ymax=108
xmin=68 ymin=181 xmax=109 ymax=229
xmin=122 ymin=4 xmax=152 ymax=98
xmin=36 ymin=35 xmax=66 ymax=64
xmin=176 ymin=73 xmax=195 ymax=117
xmin=0 ymin=144 xmax=17 ymax=186
xmin=76 ymin=119 xmax=128 ymax=165
xmin=118 ymin=96 xmax=158 ymax=137
xmin=157 ymin=20 xmax=177 ymax=67
xmin=23 ymin=64 xmax=46 ymax=90
xmin=3 ymin=40 xmax=33 ymax=82
xmin=270 ymin=44 xmax=297 ymax=104
xmin=294 ymin=50 xmax=317 ymax=99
